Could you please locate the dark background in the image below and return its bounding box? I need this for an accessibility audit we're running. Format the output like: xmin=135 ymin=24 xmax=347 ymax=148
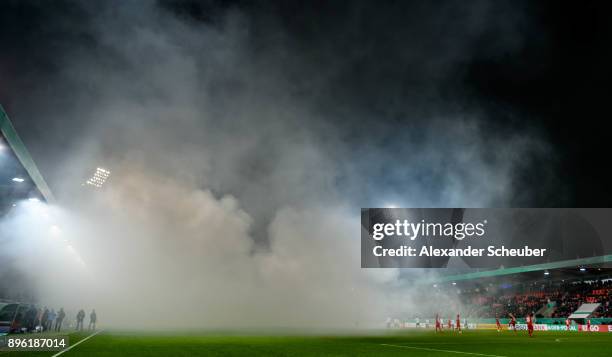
xmin=0 ymin=0 xmax=611 ymax=207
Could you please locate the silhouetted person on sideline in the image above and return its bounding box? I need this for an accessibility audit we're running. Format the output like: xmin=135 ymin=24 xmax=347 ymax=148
xmin=41 ymin=308 xmax=49 ymax=331
xmin=47 ymin=309 xmax=56 ymax=332
xmin=76 ymin=309 xmax=85 ymax=331
xmin=89 ymin=309 xmax=97 ymax=330
xmin=55 ymin=308 xmax=66 ymax=332
xmin=25 ymin=305 xmax=38 ymax=332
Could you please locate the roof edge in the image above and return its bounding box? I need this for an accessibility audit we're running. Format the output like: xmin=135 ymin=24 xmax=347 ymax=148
xmin=0 ymin=105 xmax=55 ymax=203
xmin=433 ymin=255 xmax=612 ymax=283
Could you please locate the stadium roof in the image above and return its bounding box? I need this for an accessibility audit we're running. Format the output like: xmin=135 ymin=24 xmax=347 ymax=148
xmin=434 ymin=255 xmax=612 ymax=284
xmin=0 ymin=104 xmax=53 ymax=212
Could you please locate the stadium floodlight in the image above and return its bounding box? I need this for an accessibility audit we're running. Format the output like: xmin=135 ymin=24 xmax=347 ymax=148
xmin=452 ymin=282 xmax=457 ymax=285
xmin=85 ymin=167 xmax=111 ymax=188
xmin=12 ymin=177 xmax=24 ymax=182
xmin=544 ymin=270 xmax=550 ymax=275
xmin=49 ymin=225 xmax=62 ymax=237
xmin=28 ymin=197 xmax=40 ymax=202
xmin=580 ymin=267 xmax=587 ymax=272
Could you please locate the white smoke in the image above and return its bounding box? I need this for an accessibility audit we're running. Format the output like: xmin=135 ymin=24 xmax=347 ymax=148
xmin=0 ymin=1 xmax=548 ymax=329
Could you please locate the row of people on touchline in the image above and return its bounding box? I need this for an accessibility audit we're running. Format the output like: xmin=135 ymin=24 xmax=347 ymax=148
xmin=39 ymin=307 xmax=96 ymax=332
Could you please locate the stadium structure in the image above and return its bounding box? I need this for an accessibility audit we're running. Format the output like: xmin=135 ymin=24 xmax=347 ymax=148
xmin=2 ymin=101 xmax=612 ymax=336
xmin=0 ymin=104 xmax=54 ymax=334
xmin=395 ymin=256 xmax=612 ymax=333
xmin=0 ymin=107 xmax=611 ymax=356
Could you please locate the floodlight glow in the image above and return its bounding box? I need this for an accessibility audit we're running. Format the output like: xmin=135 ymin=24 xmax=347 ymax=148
xmin=580 ymin=267 xmax=587 ymax=272
xmin=28 ymin=197 xmax=40 ymax=202
xmin=85 ymin=167 xmax=111 ymax=188
xmin=452 ymin=282 xmax=457 ymax=285
xmin=49 ymin=225 xmax=62 ymax=236
xmin=544 ymin=270 xmax=550 ymax=275
xmin=12 ymin=177 xmax=24 ymax=182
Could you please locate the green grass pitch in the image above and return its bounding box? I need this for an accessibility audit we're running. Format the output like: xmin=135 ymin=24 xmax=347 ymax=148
xmin=7 ymin=329 xmax=612 ymax=356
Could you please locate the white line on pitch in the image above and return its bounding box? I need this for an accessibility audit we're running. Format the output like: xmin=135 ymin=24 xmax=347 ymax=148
xmin=51 ymin=330 xmax=103 ymax=357
xmin=380 ymin=343 xmax=508 ymax=357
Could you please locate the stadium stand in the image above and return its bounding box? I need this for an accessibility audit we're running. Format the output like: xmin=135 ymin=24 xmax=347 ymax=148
xmin=569 ymin=303 xmax=601 ymax=319
xmin=418 ymin=265 xmax=612 ymax=327
xmin=0 ymin=105 xmax=55 ymax=332
xmin=475 ymin=280 xmax=612 ymax=319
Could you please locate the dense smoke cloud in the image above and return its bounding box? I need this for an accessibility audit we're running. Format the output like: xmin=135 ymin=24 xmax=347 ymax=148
xmin=0 ymin=0 xmax=553 ymax=328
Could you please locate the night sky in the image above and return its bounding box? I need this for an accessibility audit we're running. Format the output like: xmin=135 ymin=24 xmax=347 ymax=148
xmin=1 ymin=0 xmax=611 ymax=208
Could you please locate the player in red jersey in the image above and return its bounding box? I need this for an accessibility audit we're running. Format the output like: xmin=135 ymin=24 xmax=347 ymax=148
xmin=526 ymin=313 xmax=534 ymax=337
xmin=509 ymin=313 xmax=517 ymax=332
xmin=566 ymin=318 xmax=571 ymax=331
xmin=435 ymin=313 xmax=442 ymax=333
xmin=495 ymin=316 xmax=502 ymax=332
xmin=456 ymin=314 xmax=462 ymax=333
xmin=587 ymin=319 xmax=591 ymax=332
